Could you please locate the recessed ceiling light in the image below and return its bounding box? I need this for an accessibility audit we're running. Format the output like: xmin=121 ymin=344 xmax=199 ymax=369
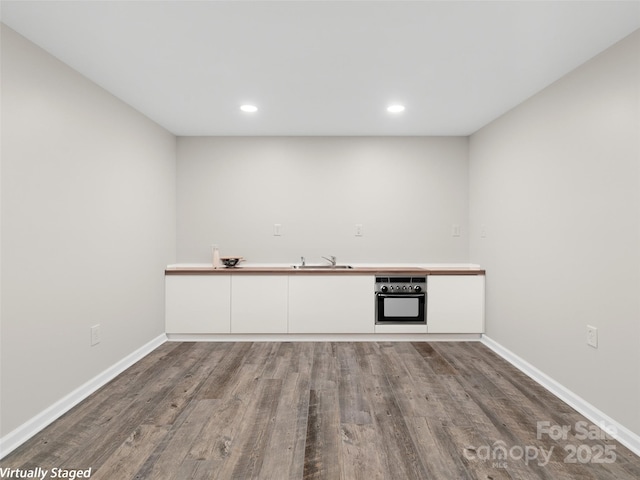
xmin=387 ymin=104 xmax=405 ymax=113
xmin=240 ymin=104 xmax=258 ymax=113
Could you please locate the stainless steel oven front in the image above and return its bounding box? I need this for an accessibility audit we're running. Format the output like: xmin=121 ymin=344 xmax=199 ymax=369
xmin=375 ymin=276 xmax=427 ymax=324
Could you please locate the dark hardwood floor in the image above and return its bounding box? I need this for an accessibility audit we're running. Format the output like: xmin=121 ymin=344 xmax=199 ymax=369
xmin=2 ymin=341 xmax=639 ymax=479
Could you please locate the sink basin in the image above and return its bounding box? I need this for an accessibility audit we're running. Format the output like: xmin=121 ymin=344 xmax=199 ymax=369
xmin=291 ymin=265 xmax=353 ymax=269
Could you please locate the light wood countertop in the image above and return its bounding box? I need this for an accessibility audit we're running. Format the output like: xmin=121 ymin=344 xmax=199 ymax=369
xmin=165 ymin=265 xmax=485 ymax=276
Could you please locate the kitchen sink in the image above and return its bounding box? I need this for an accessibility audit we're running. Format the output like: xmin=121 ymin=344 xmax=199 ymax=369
xmin=291 ymin=265 xmax=354 ymax=269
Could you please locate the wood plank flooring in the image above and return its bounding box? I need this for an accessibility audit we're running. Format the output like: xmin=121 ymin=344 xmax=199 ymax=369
xmin=2 ymin=341 xmax=640 ymax=479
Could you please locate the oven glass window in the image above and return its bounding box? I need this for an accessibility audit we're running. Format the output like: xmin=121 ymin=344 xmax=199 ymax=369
xmin=384 ymin=297 xmax=419 ymax=317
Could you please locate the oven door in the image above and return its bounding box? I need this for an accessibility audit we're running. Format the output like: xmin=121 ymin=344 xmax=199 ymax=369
xmin=376 ymin=293 xmax=426 ymax=324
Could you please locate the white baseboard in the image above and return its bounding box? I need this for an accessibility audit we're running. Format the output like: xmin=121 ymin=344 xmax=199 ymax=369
xmin=166 ymin=333 xmax=483 ymax=342
xmin=481 ymin=335 xmax=640 ymax=457
xmin=0 ymin=333 xmax=167 ymax=459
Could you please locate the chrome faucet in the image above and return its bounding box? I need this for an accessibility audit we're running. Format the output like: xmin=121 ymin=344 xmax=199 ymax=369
xmin=322 ymin=255 xmax=337 ymax=266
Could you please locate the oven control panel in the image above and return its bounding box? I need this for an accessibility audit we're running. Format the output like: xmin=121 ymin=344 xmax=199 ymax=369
xmin=375 ymin=276 xmax=427 ymax=294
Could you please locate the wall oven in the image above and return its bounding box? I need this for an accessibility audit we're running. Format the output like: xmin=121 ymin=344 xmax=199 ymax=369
xmin=375 ymin=276 xmax=427 ymax=324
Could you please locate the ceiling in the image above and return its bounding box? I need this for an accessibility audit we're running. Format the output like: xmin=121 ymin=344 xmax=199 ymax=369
xmin=1 ymin=1 xmax=639 ymax=136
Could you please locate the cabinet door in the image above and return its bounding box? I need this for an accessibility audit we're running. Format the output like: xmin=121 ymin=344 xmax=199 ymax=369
xmin=427 ymin=275 xmax=485 ymax=333
xmin=231 ymin=276 xmax=288 ymax=333
xmin=165 ymin=275 xmax=231 ymax=334
xmin=288 ymin=276 xmax=374 ymax=333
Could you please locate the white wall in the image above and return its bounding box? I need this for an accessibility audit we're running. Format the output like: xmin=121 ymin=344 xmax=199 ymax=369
xmin=177 ymin=136 xmax=469 ymax=264
xmin=0 ymin=26 xmax=176 ymax=436
xmin=469 ymin=30 xmax=640 ymax=435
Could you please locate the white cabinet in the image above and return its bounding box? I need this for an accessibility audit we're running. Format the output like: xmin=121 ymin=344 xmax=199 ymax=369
xmin=231 ymin=276 xmax=288 ymax=333
xmin=288 ymin=276 xmax=374 ymax=333
xmin=165 ymin=275 xmax=231 ymax=334
xmin=164 ymin=272 xmax=485 ymax=336
xmin=427 ymin=275 xmax=484 ymax=333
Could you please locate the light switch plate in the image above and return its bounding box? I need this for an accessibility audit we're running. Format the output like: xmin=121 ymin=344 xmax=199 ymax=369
xmin=91 ymin=324 xmax=101 ymax=346
xmin=587 ymin=325 xmax=598 ymax=348
xmin=273 ymin=224 xmax=282 ymax=236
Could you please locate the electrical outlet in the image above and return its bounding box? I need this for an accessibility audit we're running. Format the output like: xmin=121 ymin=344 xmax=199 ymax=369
xmin=355 ymin=224 xmax=363 ymax=237
xmin=91 ymin=324 xmax=101 ymax=346
xmin=452 ymin=224 xmax=461 ymax=237
xmin=587 ymin=325 xmax=598 ymax=348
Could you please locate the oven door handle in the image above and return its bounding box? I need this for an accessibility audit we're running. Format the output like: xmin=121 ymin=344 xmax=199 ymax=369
xmin=376 ymin=293 xmax=424 ymax=299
